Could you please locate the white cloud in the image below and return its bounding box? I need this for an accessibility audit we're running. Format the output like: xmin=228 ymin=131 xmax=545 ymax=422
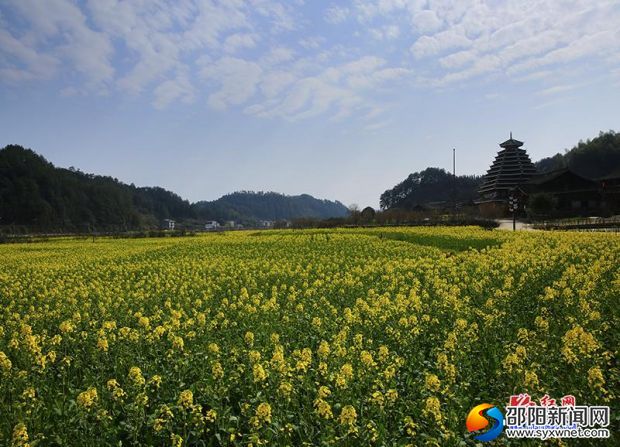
xmin=2 ymin=0 xmax=113 ymax=85
xmin=244 ymin=55 xmax=408 ymax=121
xmin=406 ymin=0 xmax=620 ymax=90
xmin=410 ymin=26 xmax=471 ymax=58
xmin=536 ymin=83 xmax=580 ymax=96
xmin=508 ymin=29 xmax=619 ymax=75
xmin=0 ymin=29 xmax=59 ymax=82
xmin=438 ymin=50 xmax=475 ymax=69
xmin=325 ymin=6 xmax=349 ymax=24
xmin=259 ymin=76 xmax=360 ymax=121
xmin=260 ymin=71 xmax=297 ymax=98
xmin=251 ymin=0 xmax=296 ymax=31
xmin=179 ymin=1 xmax=249 ymax=50
xmin=369 ymin=25 xmax=400 ymax=40
xmin=153 ymin=71 xmax=195 ymax=109
xmin=223 ymin=33 xmax=259 ymax=53
xmin=412 ymin=10 xmax=442 ymax=34
xmin=299 ymin=36 xmax=325 ymax=50
xmin=203 ymin=57 xmax=263 ymax=109
xmin=260 ymin=47 xmax=295 ymax=65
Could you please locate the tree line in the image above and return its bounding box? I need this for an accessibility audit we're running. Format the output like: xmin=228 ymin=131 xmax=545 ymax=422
xmin=0 ymin=145 xmax=347 ymax=232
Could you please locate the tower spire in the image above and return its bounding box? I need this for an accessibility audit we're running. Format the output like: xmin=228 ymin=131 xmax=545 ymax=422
xmin=510 ymin=131 xmax=512 ymax=139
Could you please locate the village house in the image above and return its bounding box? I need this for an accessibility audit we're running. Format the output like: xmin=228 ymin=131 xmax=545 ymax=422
xmin=205 ymin=220 xmax=220 ymax=230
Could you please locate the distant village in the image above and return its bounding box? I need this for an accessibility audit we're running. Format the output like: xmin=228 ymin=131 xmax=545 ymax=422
xmin=161 ymin=218 xmax=289 ymax=232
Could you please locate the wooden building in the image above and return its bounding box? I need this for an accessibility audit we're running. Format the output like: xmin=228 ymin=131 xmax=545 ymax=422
xmin=600 ymin=169 xmax=620 ymax=214
xmin=517 ymin=168 xmax=602 ymax=217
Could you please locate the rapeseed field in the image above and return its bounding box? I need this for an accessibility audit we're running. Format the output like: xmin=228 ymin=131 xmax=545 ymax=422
xmin=0 ymin=227 xmax=617 ymax=446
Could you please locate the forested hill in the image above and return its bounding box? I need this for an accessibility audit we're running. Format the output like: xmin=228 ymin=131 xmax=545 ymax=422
xmin=0 ymin=145 xmax=194 ymax=231
xmin=194 ymin=192 xmax=348 ymax=222
xmin=535 ymin=130 xmax=620 ymax=178
xmin=0 ymin=145 xmax=347 ymax=231
xmin=380 ymin=167 xmax=482 ymax=210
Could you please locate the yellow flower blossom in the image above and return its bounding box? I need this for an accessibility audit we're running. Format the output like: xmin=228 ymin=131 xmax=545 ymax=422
xmin=97 ymin=336 xmax=109 ymax=352
xmin=59 ymin=320 xmax=75 ymax=334
xmin=339 ymin=405 xmax=357 ymax=426
xmin=248 ymin=350 xmax=261 ymax=364
xmin=11 ymin=423 xmax=30 ymax=447
xmin=378 ymin=345 xmax=389 ymax=362
xmin=77 ymin=387 xmax=98 ymax=410
xmin=317 ymin=385 xmax=331 ymax=398
xmin=423 ymin=396 xmax=442 ymax=424
xmin=317 ymin=340 xmax=330 ymax=359
xmin=170 ymin=433 xmax=183 ymax=447
xmin=278 ymin=382 xmax=293 ymax=398
xmin=314 ymin=398 xmax=333 ymax=419
xmin=254 ymin=402 xmax=272 ymax=426
xmin=360 ymin=350 xmax=376 ymax=368
xmin=178 ymin=389 xmax=194 ymax=409
xmin=208 ymin=343 xmax=220 ymax=354
xmin=524 ymin=370 xmax=539 ymax=389
xmin=244 ymin=331 xmax=254 ymax=347
xmin=128 ymin=366 xmax=145 ymax=387
xmin=424 ymin=373 xmax=441 ymax=392
xmin=212 ymin=361 xmax=224 ymax=380
xmin=205 ymin=409 xmax=217 ymax=423
xmin=562 ymin=326 xmax=599 ymax=364
xmin=588 ymin=366 xmax=605 ymax=391
xmin=253 ymin=363 xmax=267 ymax=383
xmin=386 ymin=389 xmax=398 ymax=404
xmin=0 ymin=351 xmax=12 ymax=372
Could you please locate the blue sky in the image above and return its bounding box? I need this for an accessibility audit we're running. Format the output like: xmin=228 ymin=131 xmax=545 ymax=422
xmin=1 ymin=0 xmax=619 ymax=208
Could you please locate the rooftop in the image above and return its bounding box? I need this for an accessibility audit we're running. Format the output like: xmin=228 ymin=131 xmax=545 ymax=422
xmin=499 ymin=132 xmax=524 ymax=148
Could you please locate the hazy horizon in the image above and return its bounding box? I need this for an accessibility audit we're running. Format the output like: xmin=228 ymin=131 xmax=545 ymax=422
xmin=1 ymin=0 xmax=619 ymax=208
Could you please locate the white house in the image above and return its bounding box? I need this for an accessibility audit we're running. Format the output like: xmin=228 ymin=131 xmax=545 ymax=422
xmin=205 ymin=220 xmax=220 ymax=230
xmin=162 ymin=219 xmax=175 ymax=230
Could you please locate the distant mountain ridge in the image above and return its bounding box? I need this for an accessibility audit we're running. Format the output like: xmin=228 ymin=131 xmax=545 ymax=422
xmin=0 ymin=145 xmax=348 ymax=231
xmin=194 ymin=191 xmax=348 ymax=222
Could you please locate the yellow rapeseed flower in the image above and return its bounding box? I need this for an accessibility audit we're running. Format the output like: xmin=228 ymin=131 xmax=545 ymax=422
xmin=0 ymin=351 xmax=12 ymax=372
xmin=339 ymin=405 xmax=357 ymax=426
xmin=255 ymin=402 xmax=272 ymax=425
xmin=244 ymin=331 xmax=254 ymax=347
xmin=77 ymin=387 xmax=98 ymax=410
xmin=588 ymin=366 xmax=605 ymax=391
xmin=314 ymin=398 xmax=333 ymax=419
xmin=11 ymin=423 xmax=29 ymax=447
xmin=423 ymin=396 xmax=442 ymax=423
xmin=253 ymin=363 xmax=267 ymax=383
xmin=178 ymin=389 xmax=194 ymax=409
xmin=424 ymin=373 xmax=441 ymax=392
xmin=278 ymin=382 xmax=293 ymax=398
xmin=128 ymin=366 xmax=145 ymax=387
